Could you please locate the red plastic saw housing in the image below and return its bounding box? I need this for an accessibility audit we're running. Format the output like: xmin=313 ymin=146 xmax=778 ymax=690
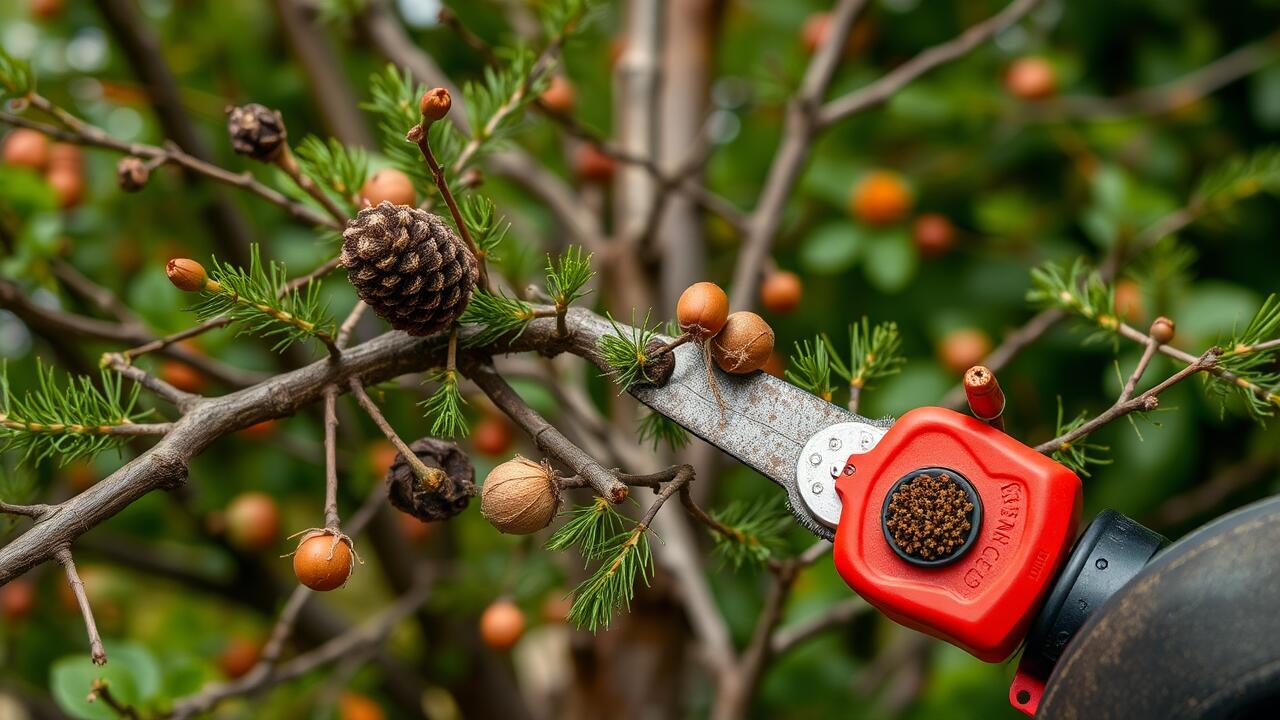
xmin=832 ymin=407 xmax=1082 ymax=662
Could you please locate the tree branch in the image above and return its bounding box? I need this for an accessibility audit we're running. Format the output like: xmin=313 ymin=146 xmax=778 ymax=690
xmin=56 ymin=547 xmax=107 ymax=666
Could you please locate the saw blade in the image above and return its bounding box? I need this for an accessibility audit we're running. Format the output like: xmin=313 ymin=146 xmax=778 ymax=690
xmin=615 ymin=329 xmax=891 ymax=540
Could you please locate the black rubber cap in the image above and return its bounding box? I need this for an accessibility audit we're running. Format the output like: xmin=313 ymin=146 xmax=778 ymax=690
xmin=1025 ymin=509 xmax=1167 ymax=668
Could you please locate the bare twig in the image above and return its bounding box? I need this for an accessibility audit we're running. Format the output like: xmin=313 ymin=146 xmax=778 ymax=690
xmin=1032 ymin=39 xmax=1279 ymax=121
xmin=102 ymin=352 xmax=200 ymax=410
xmin=408 ymin=121 xmax=491 ymax=291
xmin=1 ymin=101 xmax=336 ymax=230
xmin=56 ymin=547 xmax=107 ymax=666
xmin=466 ymin=361 xmax=629 ymax=502
xmin=770 ymin=597 xmax=869 ymax=655
xmin=322 ymin=386 xmax=341 ymax=530
xmin=1036 ymin=348 xmax=1219 ymax=454
xmin=728 ymin=0 xmax=868 ymax=309
xmin=348 ymin=379 xmax=437 ymax=489
xmin=89 ymin=679 xmax=139 ymax=719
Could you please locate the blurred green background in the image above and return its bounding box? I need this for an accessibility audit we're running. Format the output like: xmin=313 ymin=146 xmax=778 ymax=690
xmin=2 ymin=0 xmax=1279 ymax=718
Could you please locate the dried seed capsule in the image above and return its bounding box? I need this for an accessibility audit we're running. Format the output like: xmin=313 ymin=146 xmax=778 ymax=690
xmin=117 ymin=157 xmax=150 ymax=192
xmin=226 ymin=103 xmax=287 ymax=161
xmin=710 ymin=311 xmax=775 ymax=374
xmin=676 ymin=281 xmax=729 ymax=339
xmin=480 ymin=456 xmax=559 ymax=535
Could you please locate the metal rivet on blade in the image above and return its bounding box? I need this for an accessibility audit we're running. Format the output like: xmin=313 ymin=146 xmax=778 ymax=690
xmin=809 ymin=453 xmax=822 ymax=465
xmin=810 ymin=482 xmax=823 ymax=495
xmin=828 ymin=437 xmax=842 ymax=450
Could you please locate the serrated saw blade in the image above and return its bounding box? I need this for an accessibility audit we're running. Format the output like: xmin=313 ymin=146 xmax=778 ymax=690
xmin=608 ymin=325 xmax=892 ymax=540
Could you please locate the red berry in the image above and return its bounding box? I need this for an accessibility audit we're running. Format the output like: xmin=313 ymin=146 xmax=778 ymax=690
xmin=912 ymin=214 xmax=956 ymax=258
xmin=2 ymin=129 xmax=50 ymax=170
xmin=760 ymin=271 xmax=803 ymax=315
xmin=1005 ymin=57 xmax=1057 ymax=100
xmin=472 ymin=416 xmax=514 ymax=457
xmin=850 ymin=171 xmax=912 ymax=226
xmin=225 ymin=492 xmax=280 ymax=552
xmin=937 ymin=328 xmax=992 ymax=375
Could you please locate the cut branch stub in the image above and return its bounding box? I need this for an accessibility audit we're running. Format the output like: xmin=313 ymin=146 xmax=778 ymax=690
xmin=386 ymin=437 xmax=477 ymax=522
xmin=637 ymin=339 xmax=676 ymax=388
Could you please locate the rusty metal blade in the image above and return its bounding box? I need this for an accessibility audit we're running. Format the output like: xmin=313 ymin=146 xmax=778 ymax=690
xmin=627 ymin=337 xmax=888 ymax=539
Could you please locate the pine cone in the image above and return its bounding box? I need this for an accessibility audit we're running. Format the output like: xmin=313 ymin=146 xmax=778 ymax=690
xmin=341 ymin=202 xmax=478 ymax=335
xmin=226 ymin=103 xmax=287 ymax=161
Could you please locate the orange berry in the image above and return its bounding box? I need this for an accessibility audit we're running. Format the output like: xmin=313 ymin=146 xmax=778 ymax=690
xmin=63 ymin=459 xmax=98 ymax=493
xmin=225 ymin=492 xmax=280 ymax=552
xmin=912 ymin=213 xmax=956 ymax=258
xmin=367 ymin=441 xmax=399 ymax=477
xmin=292 ymin=531 xmax=353 ymax=591
xmin=2 ymin=129 xmax=50 ymax=171
xmin=760 ymin=270 xmax=803 ymax=315
xmin=340 ymin=692 xmax=385 ymax=720
xmin=397 ymin=513 xmax=434 ymax=543
xmin=47 ymin=143 xmax=82 ymax=172
xmin=1 ymin=579 xmax=36 ymax=622
xmin=160 ymin=360 xmax=207 ymax=394
xmin=849 ymin=170 xmax=912 ymax=226
xmin=677 ymin=281 xmax=729 ymax=339
xmin=1005 ymin=57 xmax=1057 ymax=101
xmin=801 ymin=13 xmax=833 ymax=54
xmin=480 ymin=598 xmax=525 ymax=650
xmin=540 ymin=75 xmax=576 ymax=115
xmin=47 ymin=168 xmax=84 ymax=209
xmin=574 ymin=145 xmax=616 ymax=184
xmin=1113 ymin=279 xmax=1144 ymax=323
xmin=540 ymin=593 xmax=572 ymax=624
xmin=30 ymin=0 xmax=64 ymax=19
xmin=218 ymin=635 xmax=261 ymax=679
xmin=937 ymin=328 xmax=992 ymax=375
xmin=359 ymin=169 xmax=415 ymax=208
xmin=238 ymin=419 xmax=277 ymax=441
xmin=472 ymin=416 xmax=514 ymax=457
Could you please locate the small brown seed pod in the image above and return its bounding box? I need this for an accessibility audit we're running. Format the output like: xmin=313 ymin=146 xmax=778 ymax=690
xmin=710 ymin=311 xmax=775 ymax=374
xmin=676 ymin=281 xmax=729 ymax=339
xmin=117 ymin=156 xmax=150 ymax=192
xmin=420 ymin=87 xmax=452 ymax=122
xmin=480 ymin=456 xmax=560 ymax=535
xmin=1150 ymin=316 xmax=1176 ymax=345
xmin=166 ymin=258 xmax=208 ymax=292
xmin=386 ymin=437 xmax=477 ymax=522
xmin=226 ymin=103 xmax=287 ymax=161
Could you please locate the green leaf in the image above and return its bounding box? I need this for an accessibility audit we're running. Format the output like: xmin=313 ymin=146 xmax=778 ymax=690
xmin=0 ymin=47 xmax=35 ymax=100
xmin=800 ymin=222 xmax=865 ymax=275
xmin=862 ymin=229 xmax=917 ymax=293
xmin=51 ymin=642 xmax=161 ymax=720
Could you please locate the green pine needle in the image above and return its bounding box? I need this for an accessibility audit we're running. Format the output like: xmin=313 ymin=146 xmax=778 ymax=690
xmin=596 ymin=311 xmax=661 ymax=392
xmin=636 ymin=411 xmax=690 ymax=451
xmin=0 ymin=361 xmax=149 ymax=466
xmin=1194 ymin=146 xmax=1280 ymax=209
xmin=708 ymin=499 xmax=790 ymax=569
xmin=831 ymin=317 xmax=906 ymax=392
xmin=545 ymin=496 xmax=626 ymax=561
xmin=786 ymin=337 xmax=836 ymax=402
xmin=1028 ymin=259 xmax=1119 ymax=335
xmin=0 ymin=48 xmax=35 ymax=100
xmin=1212 ymin=294 xmax=1280 ymax=418
xmin=545 ymin=246 xmax=594 ymax=308
xmin=567 ymin=526 xmax=653 ymax=631
xmin=460 ymin=196 xmax=510 ymax=259
xmin=190 ymin=246 xmax=335 ymax=353
xmin=418 ymin=369 xmax=469 ymax=439
xmin=293 ymin=135 xmax=368 ymax=214
xmin=458 ymin=290 xmax=536 ymax=348
xmin=1048 ymin=397 xmax=1112 ymax=477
